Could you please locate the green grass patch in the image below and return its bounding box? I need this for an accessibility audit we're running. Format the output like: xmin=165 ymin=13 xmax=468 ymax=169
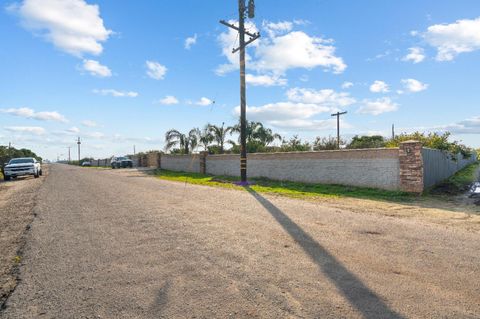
xmin=429 ymin=162 xmax=480 ymax=195
xmin=154 ymin=169 xmax=413 ymax=202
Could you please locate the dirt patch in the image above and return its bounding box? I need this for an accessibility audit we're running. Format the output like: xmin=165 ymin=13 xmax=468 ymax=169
xmin=0 ymin=168 xmax=45 ymax=309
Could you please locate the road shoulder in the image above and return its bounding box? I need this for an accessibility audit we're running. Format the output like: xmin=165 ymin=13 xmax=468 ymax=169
xmin=0 ymin=168 xmax=46 ymax=310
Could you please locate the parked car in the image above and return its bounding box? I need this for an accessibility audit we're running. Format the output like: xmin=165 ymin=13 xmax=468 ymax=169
xmin=2 ymin=157 xmax=42 ymax=181
xmin=81 ymin=161 xmax=92 ymax=167
xmin=111 ymin=156 xmax=133 ymax=169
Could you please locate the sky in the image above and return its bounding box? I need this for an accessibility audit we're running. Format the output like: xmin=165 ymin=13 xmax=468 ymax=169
xmin=1 ymin=0 xmax=480 ymax=161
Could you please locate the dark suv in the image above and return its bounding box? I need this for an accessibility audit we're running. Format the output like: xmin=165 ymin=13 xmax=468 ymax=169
xmin=111 ymin=156 xmax=133 ymax=169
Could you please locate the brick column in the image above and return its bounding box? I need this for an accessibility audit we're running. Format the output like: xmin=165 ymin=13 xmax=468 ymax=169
xmin=399 ymin=141 xmax=424 ymax=193
xmin=199 ymin=152 xmax=207 ymax=174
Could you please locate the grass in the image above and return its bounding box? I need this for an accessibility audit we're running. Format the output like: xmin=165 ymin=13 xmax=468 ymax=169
xmin=154 ymin=169 xmax=414 ymax=202
xmin=429 ymin=162 xmax=480 ymax=195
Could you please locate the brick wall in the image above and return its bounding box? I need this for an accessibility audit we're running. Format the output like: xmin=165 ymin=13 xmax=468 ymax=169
xmin=127 ymin=142 xmax=476 ymax=193
xmin=205 ymin=149 xmax=401 ymax=190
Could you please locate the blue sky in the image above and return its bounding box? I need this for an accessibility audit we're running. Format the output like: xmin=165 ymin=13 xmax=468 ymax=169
xmin=1 ymin=0 xmax=479 ymax=160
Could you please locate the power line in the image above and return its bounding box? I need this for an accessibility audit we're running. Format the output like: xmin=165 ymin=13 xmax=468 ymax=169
xmin=331 ymin=111 xmax=347 ymax=149
xmin=220 ymin=0 xmax=260 ymax=183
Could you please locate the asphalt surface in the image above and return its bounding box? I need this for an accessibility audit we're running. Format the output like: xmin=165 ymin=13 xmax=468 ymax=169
xmin=1 ymin=164 xmax=479 ymax=318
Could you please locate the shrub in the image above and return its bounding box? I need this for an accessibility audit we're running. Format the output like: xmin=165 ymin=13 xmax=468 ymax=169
xmin=347 ymin=135 xmax=386 ymax=149
xmin=386 ymin=132 xmax=473 ymax=158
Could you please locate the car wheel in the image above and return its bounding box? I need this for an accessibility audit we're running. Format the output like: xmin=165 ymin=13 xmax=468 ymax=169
xmin=4 ymin=175 xmax=10 ymax=181
xmin=111 ymin=165 xmax=115 ymax=169
xmin=39 ymin=169 xmax=43 ymax=176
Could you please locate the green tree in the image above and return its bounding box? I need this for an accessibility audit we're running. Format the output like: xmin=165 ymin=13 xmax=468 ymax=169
xmin=195 ymin=125 xmax=214 ymax=152
xmin=280 ymin=135 xmax=311 ymax=152
xmin=347 ymin=135 xmax=386 ymax=149
xmin=230 ymin=121 xmax=283 ymax=153
xmin=313 ymin=136 xmax=342 ymax=151
xmin=164 ymin=129 xmax=198 ymax=154
xmin=386 ymin=132 xmax=472 ymax=158
xmin=0 ymin=145 xmax=42 ymax=165
xmin=208 ymin=123 xmax=233 ymax=154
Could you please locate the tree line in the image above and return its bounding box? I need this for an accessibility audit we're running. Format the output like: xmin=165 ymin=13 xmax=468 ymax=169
xmin=0 ymin=145 xmax=42 ymax=165
xmin=164 ymin=121 xmax=475 ymax=158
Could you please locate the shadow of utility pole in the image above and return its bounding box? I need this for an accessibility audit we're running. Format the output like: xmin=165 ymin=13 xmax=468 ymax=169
xmin=245 ymin=187 xmax=404 ymax=319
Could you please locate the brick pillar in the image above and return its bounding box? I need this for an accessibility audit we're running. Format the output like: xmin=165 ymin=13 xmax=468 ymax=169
xmin=156 ymin=152 xmax=162 ymax=169
xmin=199 ymin=152 xmax=207 ymax=175
xmin=399 ymin=141 xmax=424 ymax=193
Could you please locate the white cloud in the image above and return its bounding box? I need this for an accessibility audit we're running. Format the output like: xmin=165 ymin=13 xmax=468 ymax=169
xmin=82 ymin=59 xmax=111 ymax=77
xmin=341 ymin=82 xmax=354 ymax=89
xmin=401 ymin=79 xmax=428 ymax=93
xmin=267 ymin=118 xmax=348 ymax=131
xmin=357 ymin=97 xmax=398 ymax=116
xmin=216 ymin=20 xmax=346 ymax=76
xmin=233 ymin=87 xmax=354 ymax=130
xmin=435 ymin=116 xmax=480 ymax=134
xmin=9 ymin=0 xmax=112 ymax=57
xmin=93 ymin=89 xmax=138 ymax=97
xmin=237 ymin=102 xmax=331 ymax=122
xmin=194 ymin=97 xmax=213 ymax=106
xmin=85 ymin=132 xmax=105 ymax=139
xmin=423 ymin=17 xmax=480 ymax=61
xmin=1 ymin=107 xmax=68 ymax=123
xmin=184 ymin=34 xmax=197 ymax=49
xmin=263 ymin=21 xmax=293 ymax=37
xmin=246 ymin=74 xmax=287 ymax=87
xmin=255 ymin=31 xmax=346 ymax=74
xmin=369 ymin=80 xmax=389 ymax=93
xmin=158 ymin=96 xmax=179 ymax=105
xmin=146 ymin=60 xmax=167 ymax=80
xmin=402 ymin=47 xmax=426 ymax=63
xmin=5 ymin=126 xmax=46 ymax=135
xmin=67 ymin=126 xmax=80 ymax=134
xmin=81 ymin=120 xmax=98 ymax=127
xmin=287 ymin=88 xmax=356 ymax=108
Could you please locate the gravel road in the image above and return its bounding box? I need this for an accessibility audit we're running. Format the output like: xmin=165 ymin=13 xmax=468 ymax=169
xmin=1 ymin=164 xmax=479 ymax=318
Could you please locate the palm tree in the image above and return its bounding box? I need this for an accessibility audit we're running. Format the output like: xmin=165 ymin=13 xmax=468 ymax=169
xmin=256 ymin=126 xmax=282 ymax=146
xmin=196 ymin=125 xmax=214 ymax=152
xmin=208 ymin=122 xmax=233 ymax=154
xmin=164 ymin=128 xmax=198 ymax=154
xmin=232 ymin=121 xmax=281 ymax=146
xmin=232 ymin=120 xmax=264 ymax=144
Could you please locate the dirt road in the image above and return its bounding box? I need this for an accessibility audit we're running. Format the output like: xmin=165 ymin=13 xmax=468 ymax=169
xmin=0 ymin=171 xmax=44 ymax=308
xmin=1 ymin=164 xmax=479 ymax=318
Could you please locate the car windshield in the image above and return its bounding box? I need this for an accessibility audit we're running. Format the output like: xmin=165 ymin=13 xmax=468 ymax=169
xmin=118 ymin=157 xmax=128 ymax=161
xmin=8 ymin=158 xmax=34 ymax=164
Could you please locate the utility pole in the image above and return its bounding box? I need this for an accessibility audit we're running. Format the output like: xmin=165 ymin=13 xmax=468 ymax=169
xmin=392 ymin=124 xmax=395 ymax=140
xmin=133 ymin=145 xmax=136 ymax=156
xmin=220 ymin=0 xmax=260 ymax=183
xmin=77 ymin=137 xmax=81 ymax=165
xmin=68 ymin=146 xmax=71 ymax=164
xmin=331 ymin=111 xmax=347 ymax=149
xmin=8 ymin=142 xmax=11 ymax=158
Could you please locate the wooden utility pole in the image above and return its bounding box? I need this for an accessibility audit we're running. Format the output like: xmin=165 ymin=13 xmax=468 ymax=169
xmin=68 ymin=146 xmax=71 ymax=163
xmin=220 ymin=0 xmax=260 ymax=183
xmin=77 ymin=137 xmax=81 ymax=164
xmin=392 ymin=124 xmax=395 ymax=140
xmin=331 ymin=111 xmax=347 ymax=149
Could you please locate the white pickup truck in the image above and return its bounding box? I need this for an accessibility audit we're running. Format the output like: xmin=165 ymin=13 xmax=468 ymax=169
xmin=2 ymin=157 xmax=42 ymax=181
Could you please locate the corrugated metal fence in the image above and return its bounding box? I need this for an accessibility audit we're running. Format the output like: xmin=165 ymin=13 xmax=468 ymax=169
xmin=422 ymin=148 xmax=478 ymax=188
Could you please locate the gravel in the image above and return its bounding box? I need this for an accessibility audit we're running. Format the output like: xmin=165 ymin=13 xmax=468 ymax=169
xmin=0 ymin=170 xmax=45 ymax=309
xmin=1 ymin=164 xmax=479 ymax=318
